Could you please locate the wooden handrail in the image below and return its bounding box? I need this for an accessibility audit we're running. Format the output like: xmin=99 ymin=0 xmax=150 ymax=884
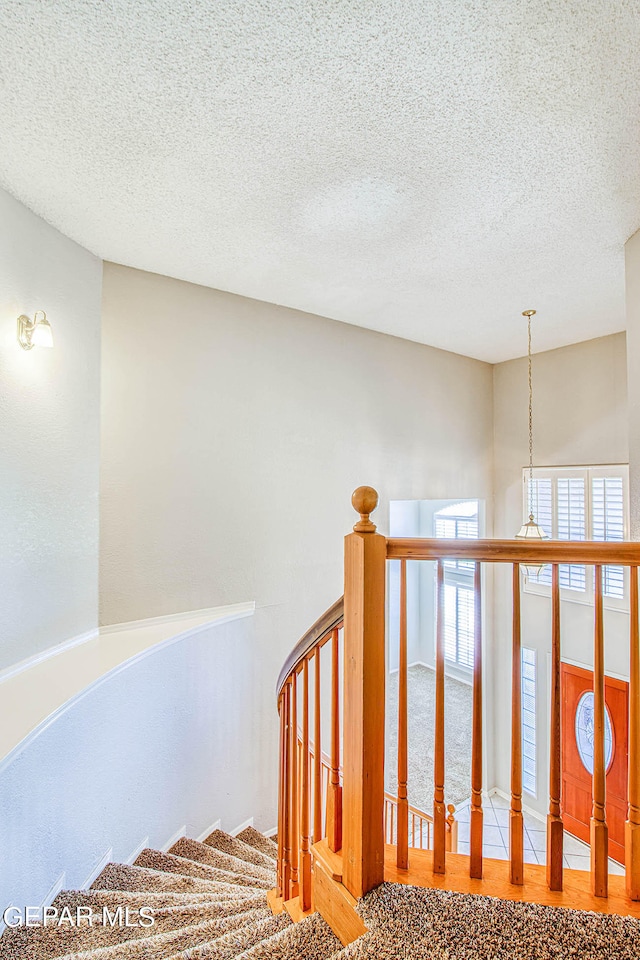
xmin=387 ymin=538 xmax=640 ymax=564
xmin=276 ymin=596 xmax=344 ymax=697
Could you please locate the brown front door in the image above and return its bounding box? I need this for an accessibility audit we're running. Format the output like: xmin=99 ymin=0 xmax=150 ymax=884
xmin=561 ymin=662 xmax=628 ymax=864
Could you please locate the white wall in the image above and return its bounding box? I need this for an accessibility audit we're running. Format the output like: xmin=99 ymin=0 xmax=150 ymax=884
xmin=0 ymin=610 xmax=260 ymax=914
xmin=100 ymin=262 xmax=494 ymax=829
xmin=491 ymin=333 xmax=629 ymax=815
xmin=626 ymin=229 xmax=640 ymax=539
xmin=0 ymin=189 xmax=101 ymax=670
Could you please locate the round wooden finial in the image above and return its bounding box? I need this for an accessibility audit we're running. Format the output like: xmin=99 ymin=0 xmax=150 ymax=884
xmin=351 ymin=486 xmax=379 ymax=533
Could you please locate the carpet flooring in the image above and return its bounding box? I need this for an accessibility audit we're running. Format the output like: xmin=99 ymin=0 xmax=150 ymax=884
xmin=386 ymin=664 xmax=473 ymax=809
xmin=2 ymin=825 xmax=639 ymax=958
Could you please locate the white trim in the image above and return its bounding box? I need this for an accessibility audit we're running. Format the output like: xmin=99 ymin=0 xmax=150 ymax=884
xmin=230 ymin=817 xmax=254 ymax=837
xmin=126 ymin=836 xmax=150 ymax=865
xmin=560 ymin=654 xmax=630 ymax=684
xmin=0 ymin=630 xmax=99 ymax=685
xmin=81 ymin=848 xmax=113 ymax=890
xmin=162 ymin=825 xmax=186 ymax=852
xmin=2 ymin=872 xmax=69 ymax=930
xmin=0 ymin=603 xmax=255 ymax=775
xmin=264 ymin=827 xmax=278 ymax=839
xmin=100 ymin=603 xmax=254 ymax=635
xmin=197 ymin=819 xmax=221 ymax=843
xmin=490 ymin=787 xmax=545 ymax=826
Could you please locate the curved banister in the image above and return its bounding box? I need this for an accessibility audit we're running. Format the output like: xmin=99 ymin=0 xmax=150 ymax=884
xmin=276 ymin=596 xmax=344 ymax=697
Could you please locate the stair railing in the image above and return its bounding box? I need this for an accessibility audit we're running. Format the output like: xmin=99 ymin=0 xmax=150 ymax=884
xmin=276 ymin=597 xmax=344 ymax=909
xmin=276 ymin=485 xmax=640 ymax=913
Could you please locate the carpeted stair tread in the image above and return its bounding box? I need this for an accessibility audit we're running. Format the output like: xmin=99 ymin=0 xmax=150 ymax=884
xmin=235 ymin=912 xmax=341 ymax=959
xmin=164 ymin=913 xmax=291 ymax=959
xmin=0 ymin=900 xmax=268 ymax=960
xmin=169 ymin=839 xmax=274 ymax=885
xmin=52 ymin=909 xmax=272 ymax=960
xmin=55 ymin=890 xmax=249 ymax=910
xmin=134 ymin=850 xmax=270 ymax=891
xmin=91 ymin=863 xmax=259 ymax=898
xmin=202 ymin=832 xmax=275 ymax=872
xmin=234 ymin=829 xmax=277 ymax=862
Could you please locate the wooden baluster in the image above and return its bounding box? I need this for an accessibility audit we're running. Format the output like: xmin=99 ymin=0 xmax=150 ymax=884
xmin=627 ymin=566 xmax=640 ymax=899
xmin=289 ymin=670 xmax=299 ymax=898
xmin=591 ymin=564 xmax=608 ymax=898
xmin=314 ymin=646 xmax=323 ymax=843
xmin=397 ymin=558 xmax=409 ymax=869
xmin=326 ymin=627 xmax=343 ymax=852
xmin=343 ymin=486 xmax=386 ymax=898
xmin=433 ymin=559 xmax=446 ymax=874
xmin=547 ymin=563 xmax=564 ymax=890
xmin=282 ymin=681 xmax=292 ymax=898
xmin=469 ymin=561 xmax=483 ymax=879
xmin=300 ymin=659 xmax=312 ymax=910
xmin=510 ymin=563 xmax=524 ymax=885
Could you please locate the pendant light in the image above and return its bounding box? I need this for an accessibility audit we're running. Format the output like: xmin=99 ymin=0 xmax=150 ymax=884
xmin=515 ymin=310 xmax=549 ymax=573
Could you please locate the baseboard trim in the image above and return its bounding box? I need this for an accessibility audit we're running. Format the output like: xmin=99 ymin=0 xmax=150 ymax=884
xmin=264 ymin=826 xmax=277 ymax=839
xmin=231 ymin=817 xmax=254 ymax=837
xmin=197 ymin=819 xmax=221 ymax=843
xmin=126 ymin=836 xmax=150 ymax=864
xmin=162 ymin=825 xmax=187 ymax=852
xmin=101 ymin=602 xmax=255 ymax=636
xmin=490 ymin=787 xmax=545 ymax=825
xmin=0 ymin=630 xmax=99 ymax=685
xmin=82 ymin=848 xmax=113 ymax=890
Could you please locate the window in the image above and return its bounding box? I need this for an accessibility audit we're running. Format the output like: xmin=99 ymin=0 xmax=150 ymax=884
xmin=434 ymin=501 xmax=479 ymax=669
xmin=523 ymin=466 xmax=628 ymax=604
xmin=522 ymin=647 xmax=537 ymax=796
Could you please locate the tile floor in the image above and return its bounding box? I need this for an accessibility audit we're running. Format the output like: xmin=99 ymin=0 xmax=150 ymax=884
xmin=453 ymin=792 xmax=624 ymax=876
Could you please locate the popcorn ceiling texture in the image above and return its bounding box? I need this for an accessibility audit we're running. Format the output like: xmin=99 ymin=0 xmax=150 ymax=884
xmin=1 ymin=1 xmax=640 ymax=361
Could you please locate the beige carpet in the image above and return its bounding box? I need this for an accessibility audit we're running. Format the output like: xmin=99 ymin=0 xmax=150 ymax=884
xmin=386 ymin=664 xmax=473 ymax=809
xmin=2 ymin=823 xmax=640 ymax=958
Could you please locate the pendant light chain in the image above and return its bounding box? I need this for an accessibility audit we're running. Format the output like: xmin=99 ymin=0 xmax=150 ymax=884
xmin=515 ymin=309 xmax=548 ymax=543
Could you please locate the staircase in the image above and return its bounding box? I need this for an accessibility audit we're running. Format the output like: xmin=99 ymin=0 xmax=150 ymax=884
xmin=4 ymin=825 xmax=640 ymax=959
xmin=0 ymin=827 xmax=343 ymax=959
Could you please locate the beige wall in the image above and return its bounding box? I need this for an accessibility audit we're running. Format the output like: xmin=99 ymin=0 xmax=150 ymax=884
xmin=491 ymin=332 xmax=629 ymax=813
xmin=625 ymin=229 xmax=640 ymax=539
xmin=100 ymin=260 xmax=494 ymax=705
xmin=0 ymin=189 xmax=102 ymax=671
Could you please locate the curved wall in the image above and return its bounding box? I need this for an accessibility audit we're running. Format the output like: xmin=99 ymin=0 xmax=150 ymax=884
xmin=0 ymin=609 xmax=264 ymax=914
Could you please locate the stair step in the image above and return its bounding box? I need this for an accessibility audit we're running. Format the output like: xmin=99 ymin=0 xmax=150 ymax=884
xmin=91 ymin=863 xmax=262 ymax=899
xmin=55 ymin=890 xmax=248 ymax=910
xmin=163 ymin=912 xmax=291 ymax=959
xmin=203 ymin=832 xmax=276 ymax=873
xmin=0 ymin=898 xmax=268 ymax=960
xmin=169 ymin=839 xmax=275 ymax=886
xmin=135 ymin=850 xmax=270 ymax=891
xmin=235 ymin=912 xmax=341 ymax=959
xmin=234 ymin=828 xmax=277 ymax=862
xmin=51 ymin=908 xmax=271 ymax=960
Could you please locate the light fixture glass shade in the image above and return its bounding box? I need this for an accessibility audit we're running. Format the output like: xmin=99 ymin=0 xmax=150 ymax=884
xmin=516 ymin=514 xmax=549 ymax=576
xmin=515 ymin=516 xmax=548 ymax=540
xmin=31 ymin=317 xmax=53 ymax=348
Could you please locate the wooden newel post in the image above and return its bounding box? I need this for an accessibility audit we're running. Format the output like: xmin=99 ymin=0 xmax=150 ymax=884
xmin=342 ymin=485 xmax=386 ymax=899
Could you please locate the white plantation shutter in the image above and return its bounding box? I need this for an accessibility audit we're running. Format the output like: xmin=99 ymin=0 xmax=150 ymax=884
xmin=527 ymin=478 xmax=553 ymax=585
xmin=524 ymin=466 xmax=628 ymax=604
xmin=557 ymin=477 xmax=586 ymax=591
xmin=592 ymin=477 xmax=625 ymax=598
xmin=521 ymin=648 xmax=537 ymax=795
xmin=434 ymin=502 xmax=478 ymax=669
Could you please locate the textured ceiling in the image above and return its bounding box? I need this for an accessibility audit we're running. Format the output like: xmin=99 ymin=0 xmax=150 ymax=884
xmin=1 ymin=1 xmax=640 ymax=362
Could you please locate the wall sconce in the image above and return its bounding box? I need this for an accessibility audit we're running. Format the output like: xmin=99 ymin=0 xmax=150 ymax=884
xmin=17 ymin=311 xmax=54 ymax=350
